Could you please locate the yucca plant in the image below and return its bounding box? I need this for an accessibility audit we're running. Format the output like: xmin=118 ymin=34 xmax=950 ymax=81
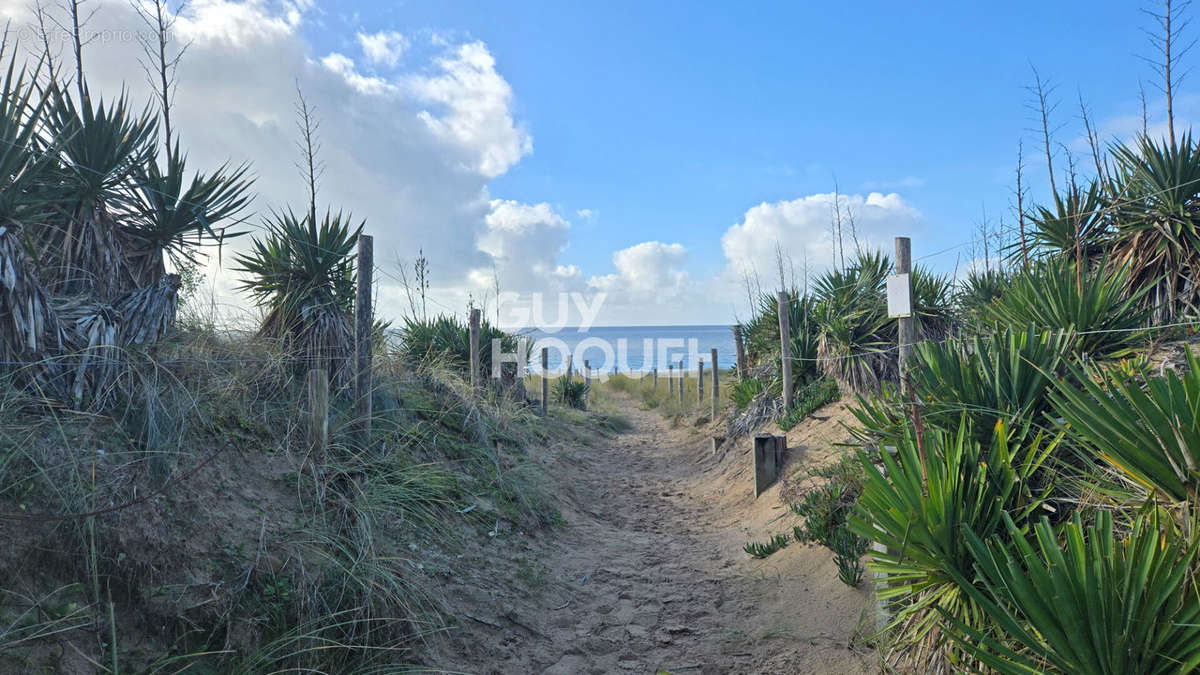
xmin=813 ymin=251 xmax=894 ymax=395
xmin=0 ymin=51 xmax=53 ymax=227
xmin=984 ymin=257 xmax=1152 ymax=359
xmin=851 ymin=327 xmax=1071 ymax=450
xmin=941 ymin=510 xmax=1200 ymax=675
xmin=396 ymin=313 xmax=516 ymax=378
xmin=552 ymin=375 xmax=586 ymax=409
xmin=123 ymin=141 xmax=253 ymax=286
xmin=912 ymin=264 xmax=955 ymax=341
xmin=36 ymin=83 xmax=157 ymax=296
xmin=850 ymin=420 xmax=1057 ymax=669
xmin=1021 ymin=179 xmax=1111 ymax=262
xmin=1051 ymin=350 xmax=1200 ymax=503
xmin=1108 ymin=133 xmax=1200 ymax=322
xmin=729 ymin=376 xmax=767 ymax=410
xmin=956 ymin=267 xmax=1010 ymax=327
xmin=234 ymin=209 xmax=361 ymax=379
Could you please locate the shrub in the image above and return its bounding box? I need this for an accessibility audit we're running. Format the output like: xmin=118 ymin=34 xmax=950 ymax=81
xmin=552 ymin=376 xmax=587 ymax=409
xmin=397 ymin=314 xmax=516 ymax=376
xmin=983 ymin=257 xmax=1151 ymax=360
xmin=778 ymin=377 xmax=839 ymax=430
xmin=850 ymin=420 xmax=1057 ymax=664
xmin=850 ymin=327 xmax=1070 ymax=452
xmin=1109 ymin=133 xmax=1200 ymax=322
xmin=743 ymin=533 xmax=790 ymax=559
xmin=942 ymin=510 xmax=1200 ymax=674
xmin=1051 ymin=350 xmax=1200 ymax=502
xmin=830 ymin=528 xmax=869 ymax=587
xmin=729 ymin=376 xmax=768 ymax=410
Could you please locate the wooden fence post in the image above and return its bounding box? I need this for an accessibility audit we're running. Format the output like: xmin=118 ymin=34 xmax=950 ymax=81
xmin=697 ymin=357 xmax=704 ymax=403
xmin=895 ymin=236 xmax=914 ymax=394
xmin=777 ymin=291 xmax=793 ymax=411
xmin=678 ymin=359 xmax=684 ymax=406
xmin=583 ymin=359 xmax=591 ymax=405
xmin=541 ymin=347 xmax=549 ymax=415
xmin=307 ymin=368 xmax=329 ymax=455
xmin=469 ymin=307 xmax=481 ymax=391
xmin=653 ymin=367 xmax=658 ymax=389
xmin=711 ymin=348 xmax=719 ymax=420
xmin=354 ymin=234 xmax=373 ymax=445
xmin=668 ymin=365 xmax=674 ymax=394
xmin=733 ymin=325 xmax=747 ymax=378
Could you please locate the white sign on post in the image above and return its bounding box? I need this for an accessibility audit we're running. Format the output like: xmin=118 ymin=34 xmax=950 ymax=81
xmin=886 ymin=273 xmax=912 ymax=318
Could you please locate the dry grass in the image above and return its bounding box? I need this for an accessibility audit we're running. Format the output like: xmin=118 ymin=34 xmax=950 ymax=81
xmin=0 ymin=317 xmax=575 ymax=672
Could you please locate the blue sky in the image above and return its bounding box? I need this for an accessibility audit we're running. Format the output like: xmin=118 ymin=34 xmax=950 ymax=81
xmin=4 ymin=0 xmax=1180 ymax=325
xmin=306 ymin=0 xmax=1155 ymax=278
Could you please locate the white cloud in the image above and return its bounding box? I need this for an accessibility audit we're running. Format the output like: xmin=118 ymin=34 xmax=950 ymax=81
xmin=575 ymin=208 xmax=594 ymax=220
xmin=407 ymin=41 xmax=533 ymax=178
xmin=472 ymin=200 xmax=579 ymax=293
xmin=721 ymin=191 xmax=921 ymax=280
xmin=319 ymin=52 xmax=390 ymax=94
xmin=357 ymin=29 xmax=408 ymax=67
xmin=590 ymin=241 xmax=688 ymax=296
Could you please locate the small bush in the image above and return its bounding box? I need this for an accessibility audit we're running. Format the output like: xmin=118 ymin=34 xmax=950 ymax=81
xmin=730 ymin=376 xmax=767 ymax=410
xmin=778 ymin=377 xmax=839 ymax=430
xmin=397 ymin=314 xmax=516 ymax=374
xmin=743 ymin=533 xmax=790 ymax=559
xmin=830 ymin=528 xmax=869 ymax=587
xmin=552 ymin=376 xmax=587 ymax=409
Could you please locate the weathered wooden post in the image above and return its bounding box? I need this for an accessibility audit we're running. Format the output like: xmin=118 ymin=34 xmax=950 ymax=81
xmin=711 ymin=348 xmax=719 ymax=420
xmin=468 ymin=307 xmax=481 ymax=391
xmin=540 ymin=347 xmax=549 ymax=415
xmin=894 ymin=236 xmax=915 ymax=393
xmin=753 ymin=434 xmax=787 ymax=497
xmin=697 ymin=357 xmax=704 ymax=403
xmin=583 ymin=359 xmax=591 ymax=405
xmin=678 ymin=359 xmax=685 ymax=406
xmin=733 ymin=325 xmax=747 ymax=378
xmin=307 ymin=368 xmax=329 ymax=454
xmin=777 ymin=291 xmax=793 ymax=411
xmin=354 ymin=234 xmax=374 ymax=445
xmin=653 ymin=367 xmax=658 ymax=389
xmin=668 ymin=364 xmax=674 ymax=394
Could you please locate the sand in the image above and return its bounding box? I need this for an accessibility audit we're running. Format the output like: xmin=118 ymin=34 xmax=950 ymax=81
xmin=419 ymin=394 xmax=878 ymax=674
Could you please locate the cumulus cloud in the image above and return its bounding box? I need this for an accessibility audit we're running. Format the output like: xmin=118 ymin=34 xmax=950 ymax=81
xmin=357 ymin=29 xmax=408 ymax=67
xmin=472 ymin=200 xmax=580 ymax=292
xmin=407 ymin=42 xmax=532 ymax=178
xmin=721 ymin=191 xmax=921 ymax=278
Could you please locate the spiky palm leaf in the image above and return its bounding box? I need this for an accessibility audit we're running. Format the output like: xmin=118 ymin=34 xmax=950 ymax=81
xmin=983 ymin=257 xmax=1152 ymax=359
xmin=234 ymin=210 xmax=360 ymax=379
xmin=123 ymin=141 xmax=253 ymax=285
xmin=956 ymin=267 xmax=1010 ymax=326
xmin=1021 ymin=180 xmax=1111 ymax=262
xmin=850 ymin=326 xmax=1071 ymax=451
xmin=813 ymin=251 xmax=894 ymax=394
xmin=35 ymin=84 xmax=157 ymax=296
xmin=0 ymin=49 xmax=54 ymax=226
xmin=1051 ymin=349 xmax=1200 ymax=503
xmin=941 ymin=510 xmax=1200 ymax=674
xmin=850 ymin=420 xmax=1057 ymax=671
xmin=1108 ymin=133 xmax=1200 ymax=322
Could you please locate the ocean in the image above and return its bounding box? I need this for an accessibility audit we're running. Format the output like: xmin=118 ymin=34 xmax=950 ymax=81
xmin=516 ymin=325 xmax=737 ymax=374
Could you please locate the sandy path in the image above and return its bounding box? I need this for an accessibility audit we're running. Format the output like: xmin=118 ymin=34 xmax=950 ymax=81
xmin=424 ymin=396 xmax=876 ymax=674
